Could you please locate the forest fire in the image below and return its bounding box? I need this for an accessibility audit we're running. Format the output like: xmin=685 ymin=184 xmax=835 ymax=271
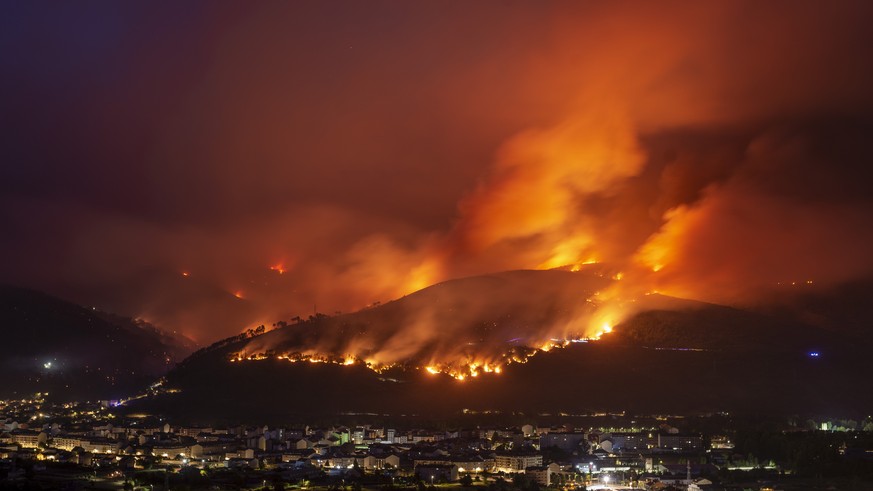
xmin=228 ymin=340 xmax=598 ymax=381
xmin=227 ymin=326 xmax=616 ymax=381
xmin=226 ymin=281 xmax=623 ymax=382
xmin=3 ymin=1 xmax=873 ymax=351
xmin=216 ymin=264 xmax=660 ymax=382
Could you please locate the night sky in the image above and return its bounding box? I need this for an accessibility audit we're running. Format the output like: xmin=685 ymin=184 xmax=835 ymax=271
xmin=3 ymin=1 xmax=873 ymax=343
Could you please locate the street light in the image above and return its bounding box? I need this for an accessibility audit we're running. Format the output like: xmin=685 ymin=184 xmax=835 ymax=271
xmin=430 ymin=475 xmax=434 ymax=486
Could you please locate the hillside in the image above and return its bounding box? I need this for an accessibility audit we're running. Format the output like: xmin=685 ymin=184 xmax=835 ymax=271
xmin=599 ymin=294 xmax=838 ymax=352
xmin=0 ymin=286 xmax=196 ymax=400
xmin=127 ymin=270 xmax=872 ymax=423
xmin=239 ymin=269 xmax=612 ymax=371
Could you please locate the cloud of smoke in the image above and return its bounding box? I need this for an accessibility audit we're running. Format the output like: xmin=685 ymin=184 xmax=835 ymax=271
xmin=4 ymin=1 xmax=873 ymax=351
xmin=454 ymin=111 xmax=644 ymax=260
xmin=636 ymin=127 xmax=873 ymax=303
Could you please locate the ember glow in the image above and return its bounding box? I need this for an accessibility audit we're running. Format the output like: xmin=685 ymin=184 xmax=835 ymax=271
xmin=229 ymin=337 xmax=594 ymax=381
xmin=232 ymin=349 xmax=538 ymax=381
xmin=2 ymin=1 xmax=873 ymax=347
xmin=224 ymin=269 xmax=645 ymax=380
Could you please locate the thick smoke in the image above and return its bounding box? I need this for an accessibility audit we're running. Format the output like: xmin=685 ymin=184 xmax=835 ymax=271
xmin=453 ymin=111 xmax=644 ymax=262
xmin=637 ymin=125 xmax=873 ymax=302
xmin=237 ymin=269 xmax=619 ymax=379
xmin=3 ymin=1 xmax=873 ymax=348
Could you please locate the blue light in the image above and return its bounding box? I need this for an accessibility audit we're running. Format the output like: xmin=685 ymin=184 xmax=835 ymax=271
xmin=808 ymin=351 xmax=820 ymax=358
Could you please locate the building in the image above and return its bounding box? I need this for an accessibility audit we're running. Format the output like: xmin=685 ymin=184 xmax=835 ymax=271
xmin=363 ymin=453 xmax=400 ymax=471
xmin=494 ymin=453 xmax=543 ymax=473
xmin=525 ymin=464 xmax=559 ymax=486
xmin=607 ymin=432 xmax=655 ymax=452
xmin=540 ymin=432 xmax=587 ymax=452
xmin=657 ymin=434 xmax=703 ymax=452
xmin=10 ymin=431 xmax=47 ymax=449
xmin=52 ymin=436 xmax=87 ymax=452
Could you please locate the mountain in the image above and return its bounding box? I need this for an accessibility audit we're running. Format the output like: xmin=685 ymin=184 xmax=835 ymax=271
xmin=126 ymin=270 xmax=873 ymax=423
xmin=238 ymin=269 xmax=613 ymax=372
xmin=0 ymin=286 xmax=197 ymax=400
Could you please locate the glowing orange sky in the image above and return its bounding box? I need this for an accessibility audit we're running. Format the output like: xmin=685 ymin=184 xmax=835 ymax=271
xmin=2 ymin=1 xmax=873 ymax=343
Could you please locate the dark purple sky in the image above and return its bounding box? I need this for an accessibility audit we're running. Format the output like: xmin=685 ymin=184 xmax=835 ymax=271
xmin=3 ymin=1 xmax=873 ymax=343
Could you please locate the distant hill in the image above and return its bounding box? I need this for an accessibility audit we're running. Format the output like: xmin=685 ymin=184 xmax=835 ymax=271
xmin=599 ymin=293 xmax=838 ymax=352
xmin=0 ymin=286 xmax=197 ymax=400
xmin=127 ymin=270 xmax=872 ymax=423
xmin=756 ymin=279 xmax=873 ymax=345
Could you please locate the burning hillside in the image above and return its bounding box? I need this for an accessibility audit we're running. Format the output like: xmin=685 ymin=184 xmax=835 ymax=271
xmin=227 ymin=269 xmax=649 ymax=380
xmin=145 ymin=269 xmax=868 ymax=421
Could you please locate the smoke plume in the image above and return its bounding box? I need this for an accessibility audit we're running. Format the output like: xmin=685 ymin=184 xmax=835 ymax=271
xmin=2 ymin=1 xmax=873 ymax=351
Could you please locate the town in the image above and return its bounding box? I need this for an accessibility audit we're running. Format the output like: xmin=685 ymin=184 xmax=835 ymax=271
xmin=2 ymin=395 xmax=872 ymax=491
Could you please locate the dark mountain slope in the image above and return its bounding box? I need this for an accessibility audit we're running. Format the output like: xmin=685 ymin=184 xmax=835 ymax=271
xmin=0 ymin=286 xmax=196 ymax=400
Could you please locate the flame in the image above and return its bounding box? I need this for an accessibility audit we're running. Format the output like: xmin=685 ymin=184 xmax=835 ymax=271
xmin=226 ymin=336 xmax=625 ymax=381
xmin=181 ymin=271 xmax=189 ymax=277
xmin=228 ymin=325 xmax=625 ymax=382
xmin=269 ymin=264 xmax=286 ymax=274
xmin=225 ymin=269 xmax=637 ymax=383
xmin=233 ymin=291 xmax=244 ymax=299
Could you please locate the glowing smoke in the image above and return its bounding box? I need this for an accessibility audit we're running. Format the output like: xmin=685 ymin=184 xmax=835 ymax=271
xmin=235 ymin=269 xmax=626 ymax=379
xmin=3 ymin=1 xmax=873 ymax=349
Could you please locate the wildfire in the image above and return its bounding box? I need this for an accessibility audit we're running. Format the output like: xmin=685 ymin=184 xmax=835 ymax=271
xmin=222 ymin=267 xmax=634 ymax=383
xmin=228 ymin=323 xmax=618 ymax=382
xmin=269 ymin=264 xmax=286 ymax=274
